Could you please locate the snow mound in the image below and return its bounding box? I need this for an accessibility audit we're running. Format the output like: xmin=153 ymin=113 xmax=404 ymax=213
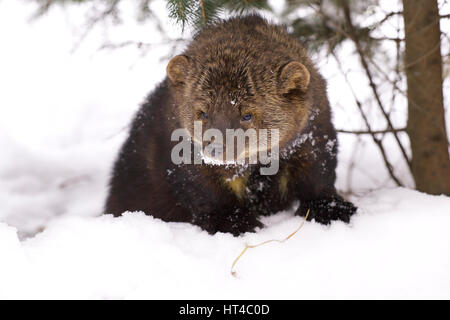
xmin=1 ymin=188 xmax=449 ymax=299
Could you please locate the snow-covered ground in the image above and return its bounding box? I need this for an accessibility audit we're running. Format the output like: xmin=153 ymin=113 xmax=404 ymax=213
xmin=1 ymin=188 xmax=450 ymax=299
xmin=0 ymin=0 xmax=449 ymax=299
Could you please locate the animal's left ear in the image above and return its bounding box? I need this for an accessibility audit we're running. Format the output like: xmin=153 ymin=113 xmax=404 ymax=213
xmin=278 ymin=61 xmax=310 ymax=95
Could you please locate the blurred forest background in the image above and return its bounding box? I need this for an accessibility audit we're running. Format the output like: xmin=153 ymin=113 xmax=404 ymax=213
xmin=31 ymin=0 xmax=450 ymax=196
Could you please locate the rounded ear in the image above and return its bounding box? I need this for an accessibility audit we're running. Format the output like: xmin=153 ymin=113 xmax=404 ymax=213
xmin=167 ymin=55 xmax=189 ymax=85
xmin=278 ymin=61 xmax=310 ymax=94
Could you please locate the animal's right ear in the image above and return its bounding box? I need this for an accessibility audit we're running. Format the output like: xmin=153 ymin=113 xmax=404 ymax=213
xmin=167 ymin=55 xmax=189 ymax=85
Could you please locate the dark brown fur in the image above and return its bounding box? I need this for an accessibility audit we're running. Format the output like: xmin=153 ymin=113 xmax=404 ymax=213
xmin=105 ymin=15 xmax=357 ymax=235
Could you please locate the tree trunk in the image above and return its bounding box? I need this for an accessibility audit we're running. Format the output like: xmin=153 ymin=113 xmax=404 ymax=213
xmin=402 ymin=0 xmax=450 ymax=195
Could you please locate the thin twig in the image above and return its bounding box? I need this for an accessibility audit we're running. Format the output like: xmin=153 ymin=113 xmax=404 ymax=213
xmin=337 ymin=128 xmax=406 ymax=135
xmin=231 ymin=209 xmax=310 ymax=277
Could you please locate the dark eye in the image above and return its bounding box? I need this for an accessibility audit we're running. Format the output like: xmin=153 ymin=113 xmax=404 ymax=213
xmin=200 ymin=111 xmax=208 ymax=119
xmin=241 ymin=114 xmax=252 ymax=122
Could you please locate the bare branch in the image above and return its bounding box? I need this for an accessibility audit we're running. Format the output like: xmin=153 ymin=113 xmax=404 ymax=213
xmin=370 ymin=36 xmax=404 ymax=42
xmin=370 ymin=11 xmax=403 ymax=28
xmin=337 ymin=128 xmax=406 ymax=135
xmin=332 ymin=52 xmax=405 ymax=187
xmin=341 ymin=2 xmax=412 ymax=171
xmin=70 ymin=0 xmax=122 ymax=53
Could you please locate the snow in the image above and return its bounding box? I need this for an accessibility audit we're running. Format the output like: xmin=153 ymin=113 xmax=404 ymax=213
xmin=1 ymin=188 xmax=450 ymax=299
xmin=0 ymin=0 xmax=450 ymax=299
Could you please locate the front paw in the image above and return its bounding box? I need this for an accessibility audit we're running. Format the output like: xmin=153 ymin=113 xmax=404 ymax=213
xmin=224 ymin=209 xmax=264 ymax=236
xmin=194 ymin=209 xmax=263 ymax=236
xmin=296 ymin=196 xmax=357 ymax=224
